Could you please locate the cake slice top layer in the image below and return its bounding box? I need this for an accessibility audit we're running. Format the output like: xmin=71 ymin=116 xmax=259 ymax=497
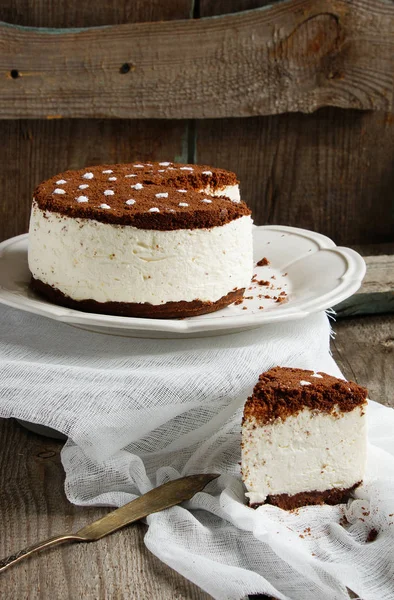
xmin=33 ymin=162 xmax=251 ymax=230
xmin=243 ymin=366 xmax=367 ymax=425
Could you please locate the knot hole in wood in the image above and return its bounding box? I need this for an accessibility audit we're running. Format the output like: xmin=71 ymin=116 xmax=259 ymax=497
xmin=119 ymin=63 xmax=135 ymax=74
xmin=278 ymin=13 xmax=345 ymax=80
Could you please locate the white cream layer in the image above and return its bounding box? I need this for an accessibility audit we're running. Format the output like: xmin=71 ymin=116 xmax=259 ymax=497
xmin=28 ymin=204 xmax=253 ymax=305
xmin=242 ymin=406 xmax=367 ymax=504
xmin=204 ymin=185 xmax=241 ymax=203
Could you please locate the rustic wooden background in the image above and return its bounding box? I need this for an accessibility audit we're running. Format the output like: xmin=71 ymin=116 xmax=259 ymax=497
xmin=0 ymin=0 xmax=394 ymax=248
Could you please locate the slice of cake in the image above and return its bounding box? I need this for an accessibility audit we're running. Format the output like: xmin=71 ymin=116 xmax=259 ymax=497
xmin=241 ymin=367 xmax=367 ymax=509
xmin=28 ymin=162 xmax=253 ymax=318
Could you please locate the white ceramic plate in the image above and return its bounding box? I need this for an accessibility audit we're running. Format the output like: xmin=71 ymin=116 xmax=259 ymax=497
xmin=0 ymin=227 xmax=365 ymax=338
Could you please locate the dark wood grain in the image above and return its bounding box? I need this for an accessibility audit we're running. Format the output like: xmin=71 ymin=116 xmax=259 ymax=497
xmin=199 ymin=0 xmax=273 ymax=17
xmin=0 ymin=118 xmax=189 ymax=242
xmin=196 ymin=109 xmax=394 ymax=245
xmin=0 ymin=0 xmax=192 ymax=27
xmin=0 ymin=0 xmax=393 ymax=119
xmin=2 ymin=112 xmax=394 ymax=251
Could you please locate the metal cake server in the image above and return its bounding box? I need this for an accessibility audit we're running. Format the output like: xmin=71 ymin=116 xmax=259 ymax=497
xmin=0 ymin=473 xmax=219 ymax=573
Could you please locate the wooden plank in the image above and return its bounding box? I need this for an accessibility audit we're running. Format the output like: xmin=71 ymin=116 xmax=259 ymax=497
xmin=0 ymin=0 xmax=192 ymax=28
xmin=335 ymin=251 xmax=394 ymax=317
xmin=332 ymin=315 xmax=394 ymax=407
xmin=0 ymin=418 xmax=211 ymax=600
xmin=196 ymin=109 xmax=394 ymax=246
xmin=199 ymin=0 xmax=273 ymax=17
xmin=0 ymin=119 xmax=189 ymax=242
xmin=0 ymin=0 xmax=393 ymax=119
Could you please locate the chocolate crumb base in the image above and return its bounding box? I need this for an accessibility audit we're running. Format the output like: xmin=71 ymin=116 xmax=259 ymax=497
xmin=249 ymin=482 xmax=362 ymax=510
xmin=256 ymin=257 xmax=270 ymax=267
xmin=31 ymin=277 xmax=245 ymax=319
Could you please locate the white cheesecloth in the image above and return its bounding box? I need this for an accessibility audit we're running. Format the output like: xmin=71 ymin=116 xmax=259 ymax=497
xmin=0 ymin=305 xmax=393 ymax=600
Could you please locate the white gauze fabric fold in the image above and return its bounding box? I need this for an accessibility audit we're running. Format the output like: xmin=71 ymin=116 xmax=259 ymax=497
xmin=0 ymin=305 xmax=393 ymax=600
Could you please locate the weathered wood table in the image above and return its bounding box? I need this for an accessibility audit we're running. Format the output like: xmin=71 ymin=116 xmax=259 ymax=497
xmin=1 ymin=313 xmax=393 ymax=600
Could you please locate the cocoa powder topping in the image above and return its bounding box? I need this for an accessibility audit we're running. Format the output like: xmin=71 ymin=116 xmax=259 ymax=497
xmin=243 ymin=366 xmax=367 ymax=425
xmin=33 ymin=162 xmax=250 ymax=231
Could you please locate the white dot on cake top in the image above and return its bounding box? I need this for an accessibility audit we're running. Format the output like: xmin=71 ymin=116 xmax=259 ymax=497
xmin=179 ymin=202 xmax=188 ymax=207
xmin=149 ymin=207 xmax=160 ymax=213
xmin=202 ymin=171 xmax=212 ymax=176
xmin=131 ymin=183 xmax=143 ymax=190
xmin=108 ymin=176 xmax=117 ymax=181
xmin=100 ymin=203 xmax=111 ymax=209
xmin=201 ymin=198 xmax=212 ymax=203
xmin=300 ymin=380 xmax=311 ymax=386
xmin=159 ymin=162 xmax=170 ymax=166
xmin=158 ymin=169 xmax=165 ymax=173
xmin=180 ymin=167 xmax=193 ymax=171
xmin=133 ymin=164 xmax=144 ymax=168
xmin=125 ymin=174 xmax=137 ymax=178
xmin=53 ymin=188 xmax=66 ymax=194
xmin=79 ymin=184 xmax=89 ymax=190
xmin=311 ymin=373 xmax=323 ymax=378
xmin=56 ymin=179 xmax=67 ymax=185
xmin=104 ymin=190 xmax=115 ymax=196
xmin=102 ymin=169 xmax=113 ymax=174
xmin=83 ymin=172 xmax=94 ymax=179
xmin=155 ymin=192 xmax=168 ymax=198
xmin=177 ymin=189 xmax=187 ymax=193
xmin=76 ymin=196 xmax=88 ymax=203
xmin=126 ymin=199 xmax=135 ymax=205
xmin=167 ymin=167 xmax=176 ymax=170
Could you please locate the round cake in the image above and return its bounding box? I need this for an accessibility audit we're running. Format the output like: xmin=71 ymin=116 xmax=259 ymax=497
xmin=28 ymin=161 xmax=253 ymax=318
